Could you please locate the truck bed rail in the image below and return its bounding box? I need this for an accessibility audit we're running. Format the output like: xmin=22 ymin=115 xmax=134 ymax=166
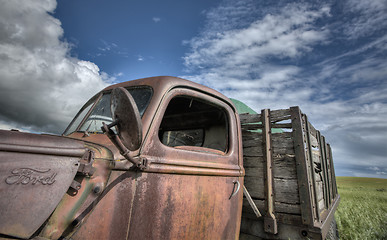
xmin=240 ymin=106 xmax=339 ymax=240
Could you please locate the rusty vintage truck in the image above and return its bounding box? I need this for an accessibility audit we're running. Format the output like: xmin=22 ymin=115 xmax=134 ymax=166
xmin=0 ymin=76 xmax=340 ymax=240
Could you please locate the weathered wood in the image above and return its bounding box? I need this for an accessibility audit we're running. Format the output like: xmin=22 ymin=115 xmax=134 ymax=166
xmin=312 ymin=152 xmax=320 ymax=163
xmin=270 ymin=109 xmax=291 ymax=120
xmin=316 ymin=181 xmax=324 ymax=202
xmin=272 ymin=146 xmax=295 ymax=155
xmin=242 ymin=212 xmax=303 ymax=226
xmin=243 ymin=146 xmax=264 ymax=157
xmin=243 ymin=138 xmax=263 ymax=148
xmin=318 ymin=198 xmax=325 ymax=212
xmin=245 ymin=155 xmax=297 ymax=179
xmin=240 ymin=113 xmax=261 ymax=124
xmin=290 ymin=106 xmax=314 ymax=226
xmin=310 ymin=135 xmax=319 ymax=148
xmin=308 ymin=122 xmax=318 ymax=137
xmin=244 ymin=156 xmax=264 ymax=167
xmin=242 ymin=131 xmax=262 ymax=139
xmin=272 ymin=132 xmax=293 ymax=139
xmin=244 ymin=177 xmax=300 ymax=204
xmin=242 ymin=124 xmax=263 ymax=130
xmin=242 ymin=198 xmax=301 ymax=215
xmin=271 ymin=123 xmax=293 ymax=129
xmin=304 ymin=114 xmax=320 ymax=222
xmin=272 ymin=137 xmax=294 ymax=149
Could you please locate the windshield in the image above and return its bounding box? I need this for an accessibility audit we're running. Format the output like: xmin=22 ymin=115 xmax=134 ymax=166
xmin=63 ymin=86 xmax=153 ymax=135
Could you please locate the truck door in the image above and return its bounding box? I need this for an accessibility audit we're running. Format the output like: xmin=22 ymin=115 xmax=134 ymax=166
xmin=127 ymin=88 xmax=244 ymax=240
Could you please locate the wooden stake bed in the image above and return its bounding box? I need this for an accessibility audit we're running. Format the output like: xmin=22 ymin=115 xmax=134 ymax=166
xmin=239 ymin=107 xmax=340 ymax=240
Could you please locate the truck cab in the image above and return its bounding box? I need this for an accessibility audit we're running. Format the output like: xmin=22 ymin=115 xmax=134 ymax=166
xmin=1 ymin=76 xmax=244 ymax=239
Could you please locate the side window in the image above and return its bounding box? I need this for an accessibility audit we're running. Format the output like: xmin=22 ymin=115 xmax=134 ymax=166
xmin=159 ymin=96 xmax=228 ymax=153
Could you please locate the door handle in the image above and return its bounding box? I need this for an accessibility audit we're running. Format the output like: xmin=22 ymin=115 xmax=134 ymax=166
xmin=229 ymin=180 xmax=240 ymax=199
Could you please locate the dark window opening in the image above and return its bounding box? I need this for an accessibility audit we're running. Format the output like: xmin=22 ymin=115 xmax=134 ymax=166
xmin=159 ymin=96 xmax=228 ymax=153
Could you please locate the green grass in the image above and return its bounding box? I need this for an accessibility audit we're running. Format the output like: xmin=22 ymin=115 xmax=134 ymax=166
xmin=335 ymin=177 xmax=387 ymax=240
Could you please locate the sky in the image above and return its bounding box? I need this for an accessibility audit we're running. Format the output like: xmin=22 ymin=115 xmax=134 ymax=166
xmin=0 ymin=0 xmax=386 ymax=179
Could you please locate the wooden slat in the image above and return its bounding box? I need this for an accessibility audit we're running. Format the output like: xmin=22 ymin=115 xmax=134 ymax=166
xmin=310 ymin=135 xmax=319 ymax=148
xmin=271 ymin=123 xmax=293 ymax=129
xmin=318 ymin=198 xmax=325 ymax=212
xmin=270 ymin=109 xmax=291 ymax=120
xmin=243 ymin=146 xmax=264 ymax=157
xmin=290 ymin=106 xmax=314 ymax=226
xmin=242 ymin=131 xmax=262 ymax=139
xmin=242 ymin=199 xmax=301 ymax=215
xmin=245 ymin=155 xmax=297 ymax=180
xmin=316 ymin=181 xmax=324 ymax=202
xmin=242 ymin=211 xmax=303 ymax=226
xmin=304 ymin=114 xmax=320 ymax=222
xmin=243 ymin=138 xmax=263 ymax=148
xmin=240 ymin=113 xmax=261 ymax=124
xmin=272 ymin=137 xmax=294 ymax=149
xmin=243 ymin=156 xmax=264 ymax=167
xmin=242 ymin=124 xmax=263 ymax=130
xmin=308 ymin=122 xmax=318 ymax=137
xmin=244 ymin=177 xmax=300 ymax=204
xmin=272 ymin=132 xmax=293 ymax=139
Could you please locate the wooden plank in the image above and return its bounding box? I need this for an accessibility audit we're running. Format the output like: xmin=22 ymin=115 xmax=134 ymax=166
xmin=308 ymin=121 xmax=318 ymax=137
xmin=244 ymin=177 xmax=300 ymax=204
xmin=243 ymin=138 xmax=263 ymax=148
xmin=243 ymin=146 xmax=264 ymax=157
xmin=272 ymin=132 xmax=293 ymax=140
xmin=272 ymin=137 xmax=294 ymax=149
xmin=241 ymin=212 xmax=303 ymax=226
xmin=290 ymin=106 xmax=314 ymax=226
xmin=271 ymin=123 xmax=293 ymax=129
xmin=244 ymin=156 xmax=264 ymax=167
xmin=316 ymin=181 xmax=324 ymax=202
xmin=272 ymin=146 xmax=295 ymax=155
xmin=310 ymin=135 xmax=319 ymax=148
xmin=270 ymin=109 xmax=291 ymax=120
xmin=242 ymin=199 xmax=301 ymax=215
xmin=262 ymin=108 xmax=278 ymax=234
xmin=312 ymin=151 xmax=320 ymax=163
xmin=242 ymin=124 xmax=263 ymax=130
xmin=318 ymin=198 xmax=325 ymax=212
xmin=242 ymin=131 xmax=262 ymax=139
xmin=304 ymin=114 xmax=320 ymax=222
xmin=240 ymin=113 xmax=261 ymax=124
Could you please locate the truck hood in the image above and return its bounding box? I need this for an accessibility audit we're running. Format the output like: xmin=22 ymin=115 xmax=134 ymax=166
xmin=0 ymin=130 xmax=86 ymax=239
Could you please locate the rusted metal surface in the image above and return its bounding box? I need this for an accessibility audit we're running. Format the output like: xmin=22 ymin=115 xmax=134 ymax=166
xmin=39 ymin=143 xmax=113 ymax=239
xmin=261 ymin=109 xmax=278 ymax=234
xmin=126 ymin=173 xmax=243 ymax=240
xmin=0 ymin=130 xmax=85 ymax=239
xmin=26 ymin=76 xmax=242 ymax=239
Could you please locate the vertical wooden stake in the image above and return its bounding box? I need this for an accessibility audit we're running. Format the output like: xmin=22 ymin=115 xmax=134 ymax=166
xmin=262 ymin=109 xmax=278 ymax=234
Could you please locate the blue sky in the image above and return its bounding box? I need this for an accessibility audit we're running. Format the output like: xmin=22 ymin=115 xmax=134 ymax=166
xmin=0 ymin=0 xmax=386 ymax=178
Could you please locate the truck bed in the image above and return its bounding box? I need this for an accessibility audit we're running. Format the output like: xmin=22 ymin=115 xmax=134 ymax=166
xmin=239 ymin=106 xmax=340 ymax=240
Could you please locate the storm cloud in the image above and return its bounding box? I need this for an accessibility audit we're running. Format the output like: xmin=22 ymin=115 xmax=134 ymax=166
xmin=0 ymin=0 xmax=108 ymax=133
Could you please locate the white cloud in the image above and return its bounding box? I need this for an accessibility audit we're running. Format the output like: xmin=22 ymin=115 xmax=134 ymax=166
xmin=152 ymin=17 xmax=161 ymax=23
xmin=343 ymin=0 xmax=387 ymax=39
xmin=184 ymin=3 xmax=330 ymax=73
xmin=182 ymin=0 xmax=387 ymax=178
xmin=0 ymin=0 xmax=108 ymax=133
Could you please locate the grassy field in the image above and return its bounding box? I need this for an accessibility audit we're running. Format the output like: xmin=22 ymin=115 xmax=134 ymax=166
xmin=335 ymin=177 xmax=387 ymax=240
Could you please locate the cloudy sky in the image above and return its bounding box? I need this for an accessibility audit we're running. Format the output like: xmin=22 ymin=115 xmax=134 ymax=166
xmin=0 ymin=0 xmax=386 ymax=178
